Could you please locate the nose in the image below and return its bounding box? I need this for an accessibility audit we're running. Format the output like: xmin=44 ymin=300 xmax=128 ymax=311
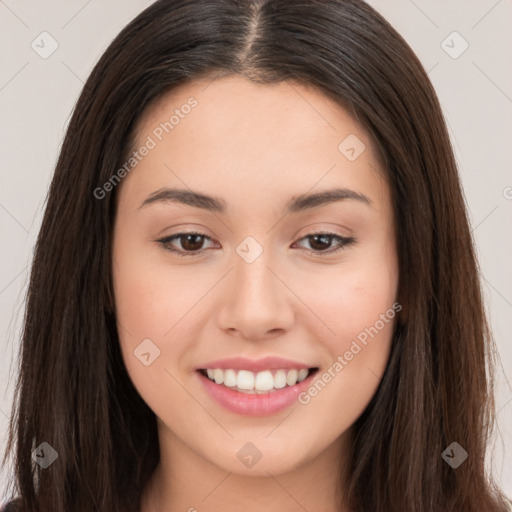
xmin=216 ymin=246 xmax=295 ymax=340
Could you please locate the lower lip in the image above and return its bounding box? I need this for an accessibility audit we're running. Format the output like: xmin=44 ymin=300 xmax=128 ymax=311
xmin=197 ymin=370 xmax=317 ymax=416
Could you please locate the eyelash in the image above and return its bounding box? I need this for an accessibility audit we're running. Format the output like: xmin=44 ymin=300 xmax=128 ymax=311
xmin=156 ymin=230 xmax=356 ymax=258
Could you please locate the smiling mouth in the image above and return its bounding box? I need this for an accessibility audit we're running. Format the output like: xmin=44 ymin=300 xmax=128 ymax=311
xmin=197 ymin=367 xmax=319 ymax=394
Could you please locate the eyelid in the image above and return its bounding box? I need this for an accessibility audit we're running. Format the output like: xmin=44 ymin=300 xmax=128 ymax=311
xmin=293 ymin=221 xmax=354 ymax=239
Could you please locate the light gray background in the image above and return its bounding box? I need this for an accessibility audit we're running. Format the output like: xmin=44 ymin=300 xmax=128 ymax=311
xmin=1 ymin=0 xmax=511 ymax=501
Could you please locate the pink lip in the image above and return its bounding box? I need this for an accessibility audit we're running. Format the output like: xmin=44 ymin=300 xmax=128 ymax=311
xmin=196 ymin=356 xmax=315 ymax=373
xmin=196 ymin=369 xmax=318 ymax=416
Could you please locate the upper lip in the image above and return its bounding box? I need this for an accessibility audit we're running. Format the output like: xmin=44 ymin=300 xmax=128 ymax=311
xmin=196 ymin=356 xmax=317 ymax=373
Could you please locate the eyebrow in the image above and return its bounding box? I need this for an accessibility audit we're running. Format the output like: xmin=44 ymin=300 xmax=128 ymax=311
xmin=138 ymin=186 xmax=371 ymax=214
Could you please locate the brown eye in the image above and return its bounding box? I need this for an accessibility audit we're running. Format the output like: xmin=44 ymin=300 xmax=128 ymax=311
xmin=294 ymin=233 xmax=355 ymax=256
xmin=157 ymin=231 xmax=216 ymax=257
xmin=306 ymin=234 xmax=334 ymax=251
xmin=179 ymin=233 xmax=206 ymax=251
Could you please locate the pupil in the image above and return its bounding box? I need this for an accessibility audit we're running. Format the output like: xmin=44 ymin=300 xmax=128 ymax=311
xmin=310 ymin=234 xmax=331 ymax=251
xmin=182 ymin=234 xmax=203 ymax=250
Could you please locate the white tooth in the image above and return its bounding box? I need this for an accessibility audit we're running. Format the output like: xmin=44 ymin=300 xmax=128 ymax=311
xmin=224 ymin=369 xmax=237 ymax=387
xmin=297 ymin=369 xmax=309 ymax=382
xmin=274 ymin=369 xmax=287 ymax=389
xmin=238 ymin=388 xmax=256 ymax=394
xmin=254 ymin=370 xmax=274 ymax=391
xmin=237 ymin=370 xmax=255 ymax=390
xmin=213 ymin=368 xmax=224 ymax=385
xmin=286 ymin=369 xmax=299 ymax=386
xmin=207 ymin=367 xmax=308 ymax=390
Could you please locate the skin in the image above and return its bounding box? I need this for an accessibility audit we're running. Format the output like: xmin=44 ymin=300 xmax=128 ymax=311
xmin=111 ymin=74 xmax=399 ymax=512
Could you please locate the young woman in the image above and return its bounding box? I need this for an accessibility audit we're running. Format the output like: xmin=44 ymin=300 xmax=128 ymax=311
xmin=2 ymin=1 xmax=510 ymax=511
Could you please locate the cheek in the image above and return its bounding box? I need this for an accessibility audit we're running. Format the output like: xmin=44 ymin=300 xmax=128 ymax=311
xmin=292 ymin=246 xmax=398 ymax=429
xmin=112 ymin=256 xmax=208 ymax=428
xmin=292 ymin=241 xmax=398 ymax=395
xmin=112 ymin=217 xmax=216 ymax=338
xmin=111 ymin=238 xmax=197 ymax=389
xmin=297 ymin=241 xmax=397 ymax=345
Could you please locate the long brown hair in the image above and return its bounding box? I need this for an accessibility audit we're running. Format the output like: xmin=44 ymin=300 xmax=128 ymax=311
xmin=2 ymin=1 xmax=509 ymax=511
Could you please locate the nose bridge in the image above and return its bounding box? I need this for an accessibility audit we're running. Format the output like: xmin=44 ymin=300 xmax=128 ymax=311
xmin=234 ymin=234 xmax=280 ymax=305
xmin=217 ymin=234 xmax=294 ymax=337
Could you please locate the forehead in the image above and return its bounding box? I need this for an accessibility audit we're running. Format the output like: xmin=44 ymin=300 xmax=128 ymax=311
xmin=120 ymin=75 xmax=388 ymax=213
xmin=136 ymin=74 xmax=364 ymax=149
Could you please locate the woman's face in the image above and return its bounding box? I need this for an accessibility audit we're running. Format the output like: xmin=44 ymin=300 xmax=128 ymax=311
xmin=112 ymin=74 xmax=399 ymax=477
